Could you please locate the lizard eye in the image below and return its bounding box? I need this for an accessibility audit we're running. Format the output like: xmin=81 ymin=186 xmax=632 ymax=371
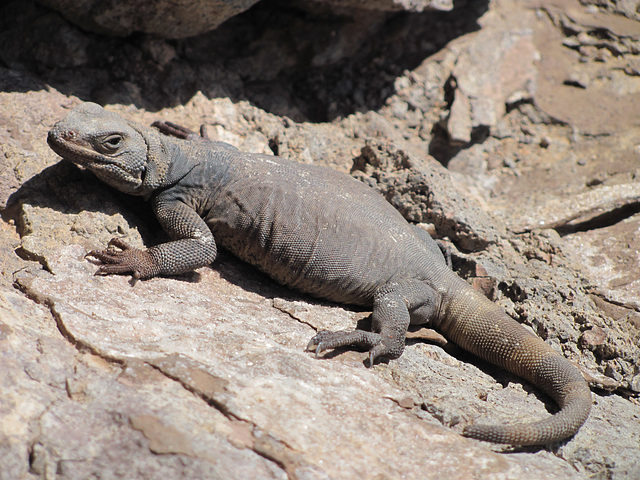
xmin=98 ymin=134 xmax=123 ymax=153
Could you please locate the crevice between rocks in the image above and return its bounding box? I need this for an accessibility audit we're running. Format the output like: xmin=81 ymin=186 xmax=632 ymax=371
xmin=146 ymin=359 xmax=314 ymax=480
xmin=588 ymin=288 xmax=640 ymax=314
xmin=272 ymin=299 xmax=319 ymax=332
xmin=555 ymin=202 xmax=640 ymax=236
xmin=510 ymin=183 xmax=640 ymax=233
xmin=12 ymin=279 xmax=311 ymax=479
xmin=13 ymin=246 xmax=53 ymax=274
xmin=11 ymin=270 xmax=315 ymax=478
xmin=146 ymin=360 xmax=235 ymax=418
xmin=13 ymin=276 xmax=126 ymax=366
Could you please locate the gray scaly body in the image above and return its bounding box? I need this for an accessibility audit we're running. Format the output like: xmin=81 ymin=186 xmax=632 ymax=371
xmin=47 ymin=103 xmax=591 ymax=445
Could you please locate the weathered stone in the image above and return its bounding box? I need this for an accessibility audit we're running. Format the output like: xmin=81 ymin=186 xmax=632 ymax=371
xmin=536 ymin=2 xmax=640 ymax=135
xmin=580 ymin=326 xmax=607 ymax=349
xmin=37 ymin=0 xmax=262 ymax=39
xmin=442 ymin=6 xmax=539 ymax=142
xmin=310 ymin=0 xmax=453 ymax=12
xmin=507 ymin=183 xmax=640 ymax=233
xmin=353 ymin=140 xmax=503 ymax=251
xmin=448 ymin=88 xmax=473 ymax=144
xmin=36 ymin=0 xmax=452 ymax=39
xmin=9 ymin=245 xmax=591 ymax=479
xmin=580 ymin=0 xmax=640 ymax=22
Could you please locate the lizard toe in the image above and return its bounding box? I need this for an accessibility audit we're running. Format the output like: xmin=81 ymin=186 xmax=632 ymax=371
xmin=307 ymin=329 xmax=384 ymax=358
xmin=367 ymin=342 xmax=403 ymax=366
xmin=95 ymin=263 xmax=138 ymax=276
xmin=107 ymin=237 xmax=133 ymax=250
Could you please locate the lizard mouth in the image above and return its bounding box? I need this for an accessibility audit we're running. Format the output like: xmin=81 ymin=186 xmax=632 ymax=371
xmin=47 ymin=128 xmax=117 ymax=167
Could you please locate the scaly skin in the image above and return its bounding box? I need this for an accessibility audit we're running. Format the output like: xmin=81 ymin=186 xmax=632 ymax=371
xmin=439 ymin=280 xmax=591 ymax=444
xmin=47 ymin=103 xmax=591 ymax=445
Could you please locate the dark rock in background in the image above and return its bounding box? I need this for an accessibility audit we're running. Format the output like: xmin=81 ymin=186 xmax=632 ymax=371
xmin=36 ymin=0 xmax=453 ymax=39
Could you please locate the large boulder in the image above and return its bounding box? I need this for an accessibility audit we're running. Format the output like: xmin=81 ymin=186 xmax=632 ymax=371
xmin=37 ymin=0 xmax=452 ymax=39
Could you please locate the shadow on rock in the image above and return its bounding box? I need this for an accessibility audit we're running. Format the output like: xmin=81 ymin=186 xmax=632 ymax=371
xmin=0 ymin=0 xmax=489 ymax=122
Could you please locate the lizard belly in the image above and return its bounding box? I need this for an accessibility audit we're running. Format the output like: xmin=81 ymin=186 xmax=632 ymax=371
xmin=204 ymin=180 xmax=423 ymax=305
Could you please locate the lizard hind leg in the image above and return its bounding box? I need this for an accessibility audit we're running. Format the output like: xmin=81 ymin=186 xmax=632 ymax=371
xmin=151 ymin=120 xmax=238 ymax=151
xmin=151 ymin=121 xmax=203 ymax=141
xmin=307 ymin=280 xmax=439 ymax=365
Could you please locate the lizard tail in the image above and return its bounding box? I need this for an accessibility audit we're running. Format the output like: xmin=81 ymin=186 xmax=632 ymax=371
xmin=440 ymin=283 xmax=591 ymax=446
xmin=462 ymin=384 xmax=591 ymax=445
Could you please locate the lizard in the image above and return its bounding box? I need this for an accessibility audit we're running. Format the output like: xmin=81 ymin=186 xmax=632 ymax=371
xmin=47 ymin=102 xmax=591 ymax=446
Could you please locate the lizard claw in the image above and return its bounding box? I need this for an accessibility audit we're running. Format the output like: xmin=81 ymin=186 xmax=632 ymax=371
xmin=368 ymin=351 xmax=377 ymax=367
xmin=367 ymin=343 xmax=392 ymax=367
xmin=306 ymin=331 xmax=328 ymax=358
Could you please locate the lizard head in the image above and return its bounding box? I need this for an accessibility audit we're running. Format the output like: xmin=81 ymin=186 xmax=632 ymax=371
xmin=48 ymin=102 xmax=155 ymax=196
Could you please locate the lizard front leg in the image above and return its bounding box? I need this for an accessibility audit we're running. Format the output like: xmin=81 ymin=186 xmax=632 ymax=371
xmin=87 ymin=199 xmax=217 ymax=281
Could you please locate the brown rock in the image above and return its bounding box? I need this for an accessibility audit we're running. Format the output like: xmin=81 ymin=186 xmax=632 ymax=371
xmin=37 ymin=0 xmax=453 ymax=39
xmin=579 ymin=326 xmax=607 ymax=349
xmin=38 ymin=0 xmax=262 ymax=39
xmin=444 ymin=8 xmax=539 ymax=141
xmin=310 ymin=0 xmax=453 ymax=12
xmin=130 ymin=415 xmax=196 ymax=456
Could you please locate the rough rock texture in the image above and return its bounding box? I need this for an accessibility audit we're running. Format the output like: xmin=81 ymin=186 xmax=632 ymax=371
xmin=35 ymin=0 xmax=262 ymax=39
xmin=581 ymin=0 xmax=640 ymax=22
xmin=311 ymin=0 xmax=453 ymax=12
xmin=352 ymin=139 xmax=503 ymax=250
xmin=1 ymin=0 xmax=640 ymax=478
xmin=36 ymin=0 xmax=453 ymax=39
xmin=444 ymin=7 xmax=539 ymax=144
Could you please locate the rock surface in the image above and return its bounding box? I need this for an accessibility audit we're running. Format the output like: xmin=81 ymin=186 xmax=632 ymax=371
xmin=36 ymin=0 xmax=453 ymax=39
xmin=1 ymin=0 xmax=640 ymax=479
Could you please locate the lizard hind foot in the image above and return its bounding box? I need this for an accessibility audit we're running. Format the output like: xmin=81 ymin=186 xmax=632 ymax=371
xmin=151 ymin=121 xmax=202 ymax=141
xmin=307 ymin=329 xmax=389 ymax=364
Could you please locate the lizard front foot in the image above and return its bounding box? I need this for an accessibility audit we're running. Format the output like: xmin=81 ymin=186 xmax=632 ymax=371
xmin=307 ymin=330 xmax=401 ymax=365
xmin=86 ymin=238 xmax=158 ymax=282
